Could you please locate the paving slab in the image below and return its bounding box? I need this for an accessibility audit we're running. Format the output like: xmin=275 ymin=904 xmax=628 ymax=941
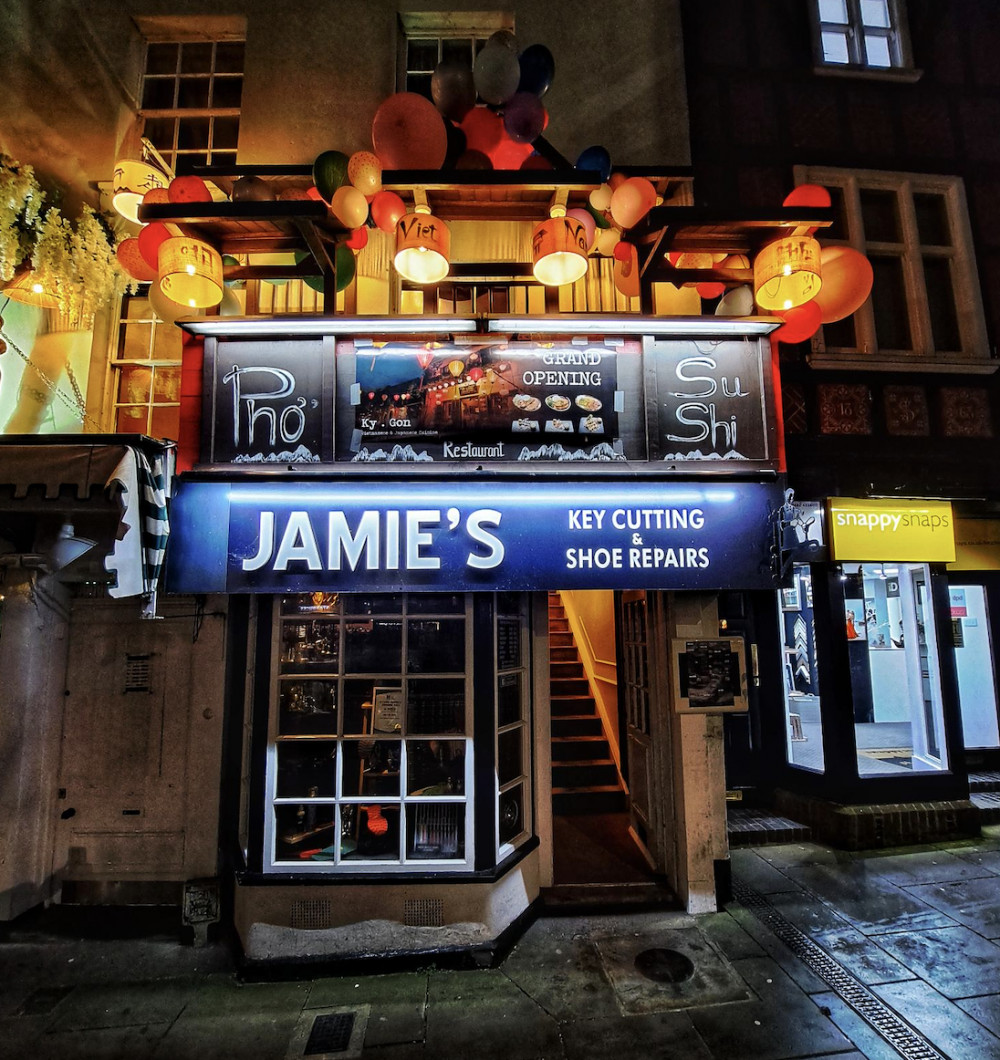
xmin=35 ymin=1022 xmax=170 ymax=1060
xmin=779 ymin=861 xmax=957 ymax=934
xmin=698 ymin=910 xmax=768 ymax=961
xmin=958 ymin=993 xmax=1000 ymax=1037
xmin=873 ymin=925 xmax=1000 ymax=998
xmin=151 ymin=1010 xmax=303 ymax=1060
xmin=559 ymin=1009 xmax=711 ymax=1060
xmin=907 ymin=876 xmax=1000 ymax=939
xmin=809 ymin=991 xmax=908 ymax=1060
xmin=750 ymin=842 xmax=853 ymax=870
xmin=47 ymin=977 xmax=200 ymax=1031
xmin=725 ymin=903 xmax=830 ymax=994
xmin=873 ymin=979 xmax=1000 ymax=1059
xmin=946 ymin=846 xmax=1000 ymax=874
xmin=731 ymin=849 xmax=804 ymax=893
xmin=181 ymin=974 xmax=309 ymax=1018
xmin=423 ymin=993 xmax=563 ymax=1060
xmin=687 ymin=956 xmax=854 ymax=1060
xmin=857 ymin=847 xmax=996 ymax=886
xmin=306 ymin=972 xmax=427 ymax=1049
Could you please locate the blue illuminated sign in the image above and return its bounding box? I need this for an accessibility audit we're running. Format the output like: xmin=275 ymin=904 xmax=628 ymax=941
xmin=165 ymin=479 xmax=782 ymax=593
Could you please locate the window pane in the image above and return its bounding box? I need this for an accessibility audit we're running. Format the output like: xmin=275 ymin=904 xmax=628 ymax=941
xmin=819 ymin=0 xmax=849 ymax=21
xmin=923 ymin=257 xmax=961 ymax=352
xmin=120 ymin=321 xmax=153 ymax=360
xmin=863 ymin=33 xmax=892 ymax=67
xmin=211 ymin=77 xmax=243 ymax=110
xmin=177 ymin=78 xmax=211 ymax=110
xmin=145 ymin=43 xmax=178 ymax=75
xmin=345 ymin=594 xmax=402 ymax=615
xmin=152 ymin=320 xmax=181 ymax=361
xmin=407 ymin=618 xmax=465 ymax=673
xmin=442 ymin=39 xmax=474 ymax=66
xmin=409 ymin=593 xmax=464 ymax=614
xmin=342 ymin=739 xmax=400 ymax=796
xmin=407 ymin=803 xmax=464 ymax=859
xmin=276 ymin=741 xmax=336 ymax=797
xmin=407 ymin=677 xmax=465 ymax=733
xmin=152 ymin=365 xmax=181 ymax=402
xmin=344 ymin=618 xmax=402 ymax=672
xmin=180 ymin=42 xmax=214 ymax=73
xmin=860 ymin=0 xmax=891 ymax=27
xmin=408 ymin=39 xmax=439 ymax=71
xmin=142 ymin=79 xmax=176 ymax=110
xmin=340 ymin=804 xmax=400 ymax=861
xmin=871 ymin=256 xmax=912 ymax=349
xmin=499 ymin=784 xmax=523 ymax=845
xmin=173 ymin=153 xmax=205 ymax=175
xmin=177 ymin=117 xmax=210 ymax=150
xmin=116 ymin=405 xmax=148 ymax=433
xmin=914 ymin=193 xmax=952 ymax=247
xmin=275 ymin=804 xmax=338 ymax=861
xmin=214 ymin=40 xmax=245 ymax=73
xmin=407 ymin=73 xmax=433 ymax=101
xmin=142 ymin=117 xmax=176 ymax=153
xmin=953 ymin=585 xmax=1000 ymax=749
xmin=118 ymin=365 xmax=152 ymax=403
xmin=407 ymin=739 xmax=465 ymax=794
xmin=823 ymin=185 xmax=849 ymax=241
xmin=149 ymin=405 xmax=180 ymax=441
xmin=822 ymin=313 xmax=857 ymax=349
xmin=280 ymin=616 xmax=339 ymax=669
xmin=822 ymin=30 xmax=851 ymax=63
xmin=860 ymin=189 xmax=901 ymax=243
xmin=497 ymin=728 xmax=522 ymax=785
xmin=278 ymin=679 xmax=337 ymax=736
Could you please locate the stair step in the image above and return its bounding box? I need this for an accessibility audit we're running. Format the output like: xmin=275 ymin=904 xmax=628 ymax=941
xmin=551 ymin=695 xmax=597 ymax=716
xmin=552 ymin=785 xmax=628 ymax=815
xmin=553 ymin=760 xmax=619 ymax=788
xmin=551 ymin=735 xmax=609 ymax=760
xmin=552 ymin=714 xmax=603 ymax=737
xmin=550 ymin=646 xmax=580 ymax=662
xmin=551 ymin=677 xmax=591 ymax=696
xmin=551 ymin=660 xmax=585 ymax=678
xmin=549 ymin=632 xmax=574 ymax=646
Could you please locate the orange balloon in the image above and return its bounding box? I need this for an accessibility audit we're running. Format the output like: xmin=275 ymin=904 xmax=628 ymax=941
xmin=489 ymin=133 xmax=533 ymax=170
xmin=813 ymin=246 xmax=874 ymax=323
xmin=370 ymin=190 xmax=406 ymax=234
xmin=116 ymin=238 xmax=157 ymax=282
xmin=774 ymin=300 xmax=823 ymax=343
xmin=168 ymin=175 xmax=212 ymax=203
xmin=613 ymin=242 xmax=640 ymax=298
xmin=610 ymin=177 xmax=656 ymax=229
xmin=783 ymin=184 xmax=832 ymax=209
xmin=142 ymin=187 xmax=170 ymax=205
xmin=372 ymin=93 xmax=448 ymax=170
xmin=696 ymin=282 xmax=726 ymax=300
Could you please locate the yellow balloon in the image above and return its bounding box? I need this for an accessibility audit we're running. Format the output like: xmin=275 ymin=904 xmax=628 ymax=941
xmin=331 ymin=185 xmax=369 ymax=229
xmin=348 ymin=151 xmax=383 ymax=196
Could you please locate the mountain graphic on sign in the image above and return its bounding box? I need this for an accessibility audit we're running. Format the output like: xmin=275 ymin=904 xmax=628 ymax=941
xmin=518 ymin=442 xmax=624 ymax=462
xmin=233 ymin=445 xmax=319 ymax=463
xmin=661 ymin=449 xmax=748 ymax=461
xmin=352 ymin=445 xmax=434 ymax=462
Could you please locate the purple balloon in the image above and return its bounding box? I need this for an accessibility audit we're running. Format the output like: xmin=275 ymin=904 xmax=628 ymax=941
xmin=503 ymin=92 xmax=545 ymax=143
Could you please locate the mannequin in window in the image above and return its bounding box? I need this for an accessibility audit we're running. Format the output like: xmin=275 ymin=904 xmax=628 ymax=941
xmin=846 ymin=609 xmax=860 ymax=640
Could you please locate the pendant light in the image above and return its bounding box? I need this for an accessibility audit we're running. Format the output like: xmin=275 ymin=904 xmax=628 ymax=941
xmin=532 ymin=205 xmax=589 ymax=287
xmin=158 ymin=237 xmax=224 ymax=308
xmin=394 ymin=205 xmax=450 ymax=284
xmin=753 ymin=235 xmax=822 ymax=311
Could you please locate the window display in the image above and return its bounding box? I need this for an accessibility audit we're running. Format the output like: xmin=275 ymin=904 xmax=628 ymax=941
xmin=778 ymin=565 xmax=825 ymax=772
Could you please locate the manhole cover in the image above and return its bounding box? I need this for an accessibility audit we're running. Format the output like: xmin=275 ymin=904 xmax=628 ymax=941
xmin=634 ymin=947 xmax=695 ymax=983
xmin=304 ymin=1012 xmax=356 ymax=1055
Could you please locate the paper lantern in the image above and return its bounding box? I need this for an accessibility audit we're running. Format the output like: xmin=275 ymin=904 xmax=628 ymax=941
xmin=1 ymin=269 xmax=59 ymax=309
xmin=532 ymin=208 xmax=589 ymax=286
xmin=158 ymin=237 xmax=224 ymax=308
xmin=448 ymin=359 xmax=465 ymax=377
xmin=116 ymin=238 xmax=158 ymax=282
xmin=753 ymin=236 xmax=822 ymax=312
xmin=112 ymin=158 xmax=168 ymax=223
xmin=395 ymin=206 xmax=450 ymax=284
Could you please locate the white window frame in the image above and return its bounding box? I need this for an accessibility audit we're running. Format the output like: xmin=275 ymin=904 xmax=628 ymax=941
xmin=796 ymin=166 xmax=992 ymax=373
xmin=810 ymin=0 xmax=919 ymax=80
xmin=396 ymin=10 xmax=515 ymax=95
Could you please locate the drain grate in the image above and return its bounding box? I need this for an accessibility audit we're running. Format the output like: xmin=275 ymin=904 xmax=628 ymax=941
xmin=304 ymin=1012 xmax=355 ymax=1055
xmin=733 ymin=880 xmax=945 ymax=1060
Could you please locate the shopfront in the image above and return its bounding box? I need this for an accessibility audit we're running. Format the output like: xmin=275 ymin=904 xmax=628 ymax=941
xmin=166 ymin=315 xmax=785 ymax=963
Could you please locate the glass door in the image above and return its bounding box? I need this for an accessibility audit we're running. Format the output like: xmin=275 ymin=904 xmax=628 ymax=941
xmin=950 ymin=584 xmax=1000 ymax=750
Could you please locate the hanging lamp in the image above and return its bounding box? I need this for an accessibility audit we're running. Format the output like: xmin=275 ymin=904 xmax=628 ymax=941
xmin=158 ymin=237 xmax=224 ymax=308
xmin=1 ymin=268 xmax=59 ymax=309
xmin=753 ymin=235 xmax=822 ymax=311
xmin=394 ymin=205 xmax=450 ymax=284
xmin=532 ymin=205 xmax=589 ymax=287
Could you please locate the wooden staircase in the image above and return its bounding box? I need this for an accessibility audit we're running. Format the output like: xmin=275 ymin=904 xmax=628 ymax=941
xmin=549 ymin=593 xmax=627 ymax=815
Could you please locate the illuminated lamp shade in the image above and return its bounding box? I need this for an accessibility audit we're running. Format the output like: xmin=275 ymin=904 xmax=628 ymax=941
xmin=532 ymin=206 xmax=589 ymax=286
xmin=112 ymin=158 xmax=168 ymax=223
xmin=158 ymin=237 xmax=224 ymax=308
xmin=2 ymin=268 xmax=59 ymax=309
xmin=394 ymin=205 xmax=450 ymax=284
xmin=753 ymin=235 xmax=822 ymax=312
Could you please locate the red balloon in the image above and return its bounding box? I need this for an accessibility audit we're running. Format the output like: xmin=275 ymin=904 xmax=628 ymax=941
xmin=783 ymin=184 xmax=832 ymax=209
xmin=372 ymin=93 xmax=448 ymax=170
xmin=775 ymin=300 xmax=823 ymax=343
xmin=489 ymin=133 xmax=533 ymax=170
xmin=520 ymin=153 xmax=553 ymax=171
xmin=813 ymin=246 xmax=874 ymax=323
xmin=370 ymin=190 xmax=406 ymax=234
xmin=138 ymin=222 xmax=172 ymax=270
xmin=460 ymin=106 xmax=503 ymax=155
xmin=142 ymin=187 xmax=170 ymax=205
xmin=306 ymin=185 xmax=325 ymax=201
xmin=168 ymin=175 xmax=212 ymax=203
xmin=613 ymin=240 xmax=634 ymax=262
xmin=696 ymin=282 xmax=726 ymax=300
xmin=346 ymin=226 xmax=369 ymax=250
xmin=455 ymin=150 xmax=493 ymax=170
xmin=116 ymin=238 xmax=157 ymax=282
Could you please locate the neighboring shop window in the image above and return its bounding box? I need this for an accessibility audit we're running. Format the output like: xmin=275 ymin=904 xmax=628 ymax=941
xmin=267 ymin=593 xmax=474 ymax=872
xmin=796 ymin=167 xmax=988 ymax=368
xmin=140 ymin=37 xmax=244 ymax=175
xmin=950 ymin=585 xmax=1000 ymax=750
xmin=111 ymin=292 xmax=182 ymax=438
xmin=810 ymin=0 xmax=913 ymax=70
xmin=778 ymin=565 xmax=825 ymax=773
xmin=496 ymin=592 xmax=531 ymax=858
xmin=845 ymin=563 xmax=949 ymax=776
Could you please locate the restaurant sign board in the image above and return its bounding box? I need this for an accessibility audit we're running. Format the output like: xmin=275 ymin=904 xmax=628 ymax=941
xmin=166 ymin=479 xmax=783 ymax=594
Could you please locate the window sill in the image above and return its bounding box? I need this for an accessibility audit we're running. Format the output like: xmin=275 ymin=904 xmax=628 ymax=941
xmin=806 ymin=353 xmax=998 ymax=375
xmin=812 ymin=63 xmax=923 ymax=84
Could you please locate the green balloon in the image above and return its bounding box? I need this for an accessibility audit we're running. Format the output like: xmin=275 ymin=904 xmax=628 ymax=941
xmin=586 ymin=202 xmax=611 ymax=229
xmin=294 ymin=247 xmax=356 ymax=293
xmin=312 ymin=150 xmax=349 ymax=201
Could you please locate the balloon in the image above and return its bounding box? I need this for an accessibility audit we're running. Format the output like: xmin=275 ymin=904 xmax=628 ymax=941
xmin=613 ymin=240 xmax=634 ymax=262
xmin=718 ymin=254 xmax=751 ymax=270
xmin=306 ymin=186 xmax=325 ymax=201
xmin=372 ymin=93 xmax=448 ymax=169
xmin=696 ymin=282 xmax=726 ymax=300
xmin=371 ymin=190 xmax=406 ymax=233
xmin=232 ymin=175 xmax=274 ymax=202
xmin=277 ymin=186 xmax=311 ymax=201
xmin=503 ymin=92 xmax=545 ymax=142
xmin=610 ymin=177 xmax=656 ymax=229
xmin=222 ymin=254 xmax=245 ymax=289
xmin=312 ymin=150 xmax=349 ymax=201
xmin=455 ymin=150 xmax=493 ymax=170
xmin=775 ymin=300 xmax=823 ymax=343
xmin=473 ymin=41 xmax=521 ymax=104
xmin=520 ymin=153 xmax=553 ymax=171
xmin=431 ymin=60 xmax=477 ymax=121
xmin=589 ymin=183 xmax=612 ymax=211
xmin=168 ymin=175 xmax=211 ymax=203
xmin=138 ymin=222 xmax=171 ymax=271
xmin=812 ymin=246 xmax=874 ymax=323
xmin=715 ymin=285 xmax=755 ymax=316
xmin=347 ymin=151 xmax=382 ymax=196
xmin=148 ymin=279 xmax=203 ymax=325
xmin=783 ymin=184 xmax=832 ymax=209
xmin=345 ymin=226 xmax=369 ymax=251
xmin=293 ymin=251 xmax=324 ymax=293
xmin=460 ymin=105 xmax=503 ymax=155
xmin=489 ymin=133 xmax=533 ymax=170
xmin=116 ymin=238 xmax=157 ymax=282
xmin=586 ymin=203 xmax=611 ymax=229
xmin=330 ymin=185 xmax=369 ymax=228
xmin=443 ymin=121 xmax=467 ymax=167
xmin=142 ymin=187 xmax=170 ymax=205
xmin=488 ymin=29 xmax=518 ymax=52
xmin=608 ymin=172 xmax=626 ymax=191
xmin=517 ymin=43 xmax=555 ymax=97
xmin=566 ymin=208 xmax=596 ymax=251
xmin=219 ymin=286 xmax=243 ymax=316
xmin=595 ymin=227 xmax=621 ymax=256
xmin=613 ymin=242 xmax=640 ymax=298
xmin=576 ymin=146 xmax=612 ymax=182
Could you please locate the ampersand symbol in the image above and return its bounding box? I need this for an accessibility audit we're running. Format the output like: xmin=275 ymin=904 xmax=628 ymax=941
xmin=632 ymin=533 xmax=643 ymax=545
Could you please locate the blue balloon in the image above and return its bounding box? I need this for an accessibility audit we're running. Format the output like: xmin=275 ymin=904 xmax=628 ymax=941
xmin=517 ymin=44 xmax=555 ymax=97
xmin=576 ymin=145 xmax=612 ymax=183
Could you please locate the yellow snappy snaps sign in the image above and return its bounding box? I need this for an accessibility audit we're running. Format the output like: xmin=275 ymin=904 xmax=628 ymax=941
xmin=828 ymin=498 xmax=956 ymax=562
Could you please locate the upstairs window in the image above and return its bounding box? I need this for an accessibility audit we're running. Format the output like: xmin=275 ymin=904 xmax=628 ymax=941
xmin=140 ymin=37 xmax=244 ymax=175
xmin=811 ymin=0 xmax=914 ymax=73
xmin=397 ymin=11 xmax=514 ymax=98
xmin=797 ymin=167 xmax=990 ymax=370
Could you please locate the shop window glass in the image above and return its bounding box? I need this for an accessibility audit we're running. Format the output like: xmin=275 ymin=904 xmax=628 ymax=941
xmin=951 ymin=585 xmax=1000 ymax=750
xmin=847 ymin=563 xmax=949 ymax=775
xmin=496 ymin=593 xmax=531 ymax=857
xmin=778 ymin=565 xmax=825 ymax=772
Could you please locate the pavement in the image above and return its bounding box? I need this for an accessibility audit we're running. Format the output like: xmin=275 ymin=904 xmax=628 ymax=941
xmin=1 ymin=825 xmax=999 ymax=1060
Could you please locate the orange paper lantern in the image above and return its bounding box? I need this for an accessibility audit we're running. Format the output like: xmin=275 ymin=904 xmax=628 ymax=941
xmin=754 ymin=236 xmax=822 ymax=311
xmin=158 ymin=237 xmax=224 ymax=308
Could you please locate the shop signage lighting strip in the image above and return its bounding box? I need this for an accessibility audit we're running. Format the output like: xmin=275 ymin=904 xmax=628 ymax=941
xmin=487 ymin=316 xmax=779 ymax=337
